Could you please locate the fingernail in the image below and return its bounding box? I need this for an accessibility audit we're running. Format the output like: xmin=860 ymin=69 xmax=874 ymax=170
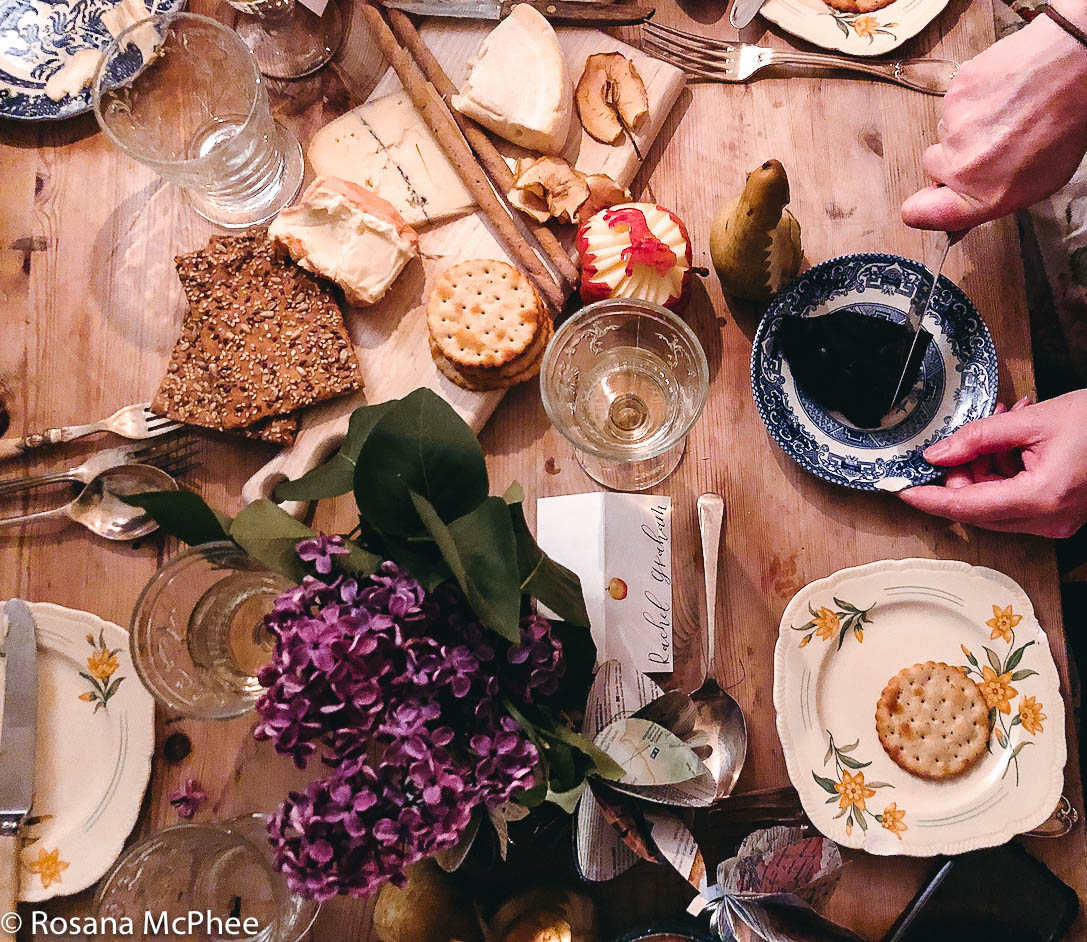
xmin=926 ymin=439 xmax=951 ymax=461
xmin=1014 ymin=396 xmax=1032 ymax=409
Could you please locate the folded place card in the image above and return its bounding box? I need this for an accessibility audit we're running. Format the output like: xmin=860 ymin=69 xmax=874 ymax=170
xmin=536 ymin=493 xmax=672 ymax=673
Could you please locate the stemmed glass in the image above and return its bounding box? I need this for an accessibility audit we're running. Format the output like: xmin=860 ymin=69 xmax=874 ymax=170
xmin=227 ymin=0 xmax=344 ymax=80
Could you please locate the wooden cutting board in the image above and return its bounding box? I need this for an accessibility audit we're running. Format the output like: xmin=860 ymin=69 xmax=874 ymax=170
xmin=242 ymin=21 xmax=685 ymax=515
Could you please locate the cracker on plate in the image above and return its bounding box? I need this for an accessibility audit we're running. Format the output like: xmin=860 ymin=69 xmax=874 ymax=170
xmin=875 ymin=661 xmax=989 ymax=780
xmin=152 ymin=233 xmax=362 ymax=440
xmin=430 ymin=318 xmax=552 ymax=391
xmin=823 ymin=0 xmax=896 ymax=14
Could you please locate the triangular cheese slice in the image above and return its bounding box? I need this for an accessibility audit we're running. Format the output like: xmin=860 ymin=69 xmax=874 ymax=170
xmin=451 ymin=4 xmax=573 ymax=155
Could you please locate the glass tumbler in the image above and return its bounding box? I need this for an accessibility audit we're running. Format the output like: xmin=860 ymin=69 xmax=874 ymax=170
xmin=94 ymin=816 xmax=319 ymax=942
xmin=540 ymin=298 xmax=710 ymax=491
xmin=130 ymin=541 xmax=294 ymax=720
xmin=92 ymin=13 xmax=304 ymax=228
xmin=227 ymin=0 xmax=344 ymax=80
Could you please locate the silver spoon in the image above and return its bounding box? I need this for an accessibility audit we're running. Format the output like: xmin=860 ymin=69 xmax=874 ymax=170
xmin=690 ymin=492 xmax=748 ymax=800
xmin=0 ymin=464 xmax=178 ymax=540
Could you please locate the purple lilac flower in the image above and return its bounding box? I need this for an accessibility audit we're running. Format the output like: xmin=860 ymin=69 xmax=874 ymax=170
xmin=169 ymin=779 xmax=207 ymax=820
xmin=296 ymin=533 xmax=350 ymax=575
xmin=255 ymin=553 xmax=559 ymax=899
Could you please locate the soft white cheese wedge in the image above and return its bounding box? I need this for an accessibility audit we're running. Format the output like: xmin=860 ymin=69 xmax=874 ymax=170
xmin=308 ymin=91 xmax=474 ymax=228
xmin=451 ymin=4 xmax=573 ymax=156
xmin=269 ymin=177 xmax=419 ymax=307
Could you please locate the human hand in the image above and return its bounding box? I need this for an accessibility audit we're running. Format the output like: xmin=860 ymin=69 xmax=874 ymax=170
xmin=899 ymin=389 xmax=1087 ymax=538
xmin=901 ymin=12 xmax=1087 ymax=231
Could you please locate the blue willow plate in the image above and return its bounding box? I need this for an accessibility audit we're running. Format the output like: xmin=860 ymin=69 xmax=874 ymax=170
xmin=0 ymin=0 xmax=184 ymax=122
xmin=750 ymin=252 xmax=997 ymax=492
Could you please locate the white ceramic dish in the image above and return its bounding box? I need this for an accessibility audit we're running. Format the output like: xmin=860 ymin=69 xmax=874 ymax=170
xmin=0 ymin=601 xmax=155 ymax=900
xmin=773 ymin=559 xmax=1065 ymax=856
xmin=759 ymin=0 xmax=948 ymax=56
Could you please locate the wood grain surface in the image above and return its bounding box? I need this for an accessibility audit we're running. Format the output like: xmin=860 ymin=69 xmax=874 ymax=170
xmin=1 ymin=0 xmax=1085 ymax=939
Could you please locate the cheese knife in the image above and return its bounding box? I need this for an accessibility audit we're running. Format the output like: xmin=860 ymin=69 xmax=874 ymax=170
xmin=0 ymin=600 xmax=37 ymax=942
xmin=377 ymin=0 xmax=656 ymax=25
xmin=729 ymin=0 xmax=767 ymax=28
xmin=888 ymin=229 xmax=965 ymax=413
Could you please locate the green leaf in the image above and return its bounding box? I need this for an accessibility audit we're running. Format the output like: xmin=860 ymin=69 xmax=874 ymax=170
xmin=832 ymin=597 xmax=858 ymax=613
xmin=1009 ymin=741 xmax=1034 ymax=761
xmin=826 ymin=795 xmax=839 ymax=804
xmin=965 ymin=650 xmax=980 ymax=669
xmin=1010 ymin=669 xmax=1039 ymax=682
xmin=228 ymin=501 xmax=315 ymax=582
xmin=123 ymin=490 xmax=231 ymax=546
xmin=1005 ymin=641 xmax=1034 ymax=673
xmin=837 ymin=739 xmax=860 ymax=754
xmin=545 ymin=782 xmax=587 ymax=813
xmin=855 ymin=810 xmax=868 ymax=832
xmin=837 ymin=754 xmax=871 ymax=771
xmin=823 ymin=741 xmax=834 ymax=766
xmin=542 ymin=723 xmax=624 ymax=781
xmin=834 ymin=15 xmax=850 ymax=37
xmin=833 ymin=805 xmax=848 ymax=819
xmin=502 ymin=481 xmax=525 ymax=505
xmin=987 ymin=706 xmax=998 ymax=731
xmin=275 ymin=401 xmax=394 ymax=501
xmin=507 ymin=498 xmax=589 ymax=627
xmin=813 ymin=772 xmax=839 ymax=795
xmin=865 ymin=781 xmax=893 ymax=789
xmin=356 ymin=389 xmax=489 ymax=538
xmin=411 ymin=491 xmax=520 ymax=641
xmin=984 ymin=646 xmax=1002 ymax=673
xmin=836 ymin=614 xmax=855 ymax=651
xmin=513 ymin=783 xmax=547 ymax=808
xmin=1010 ymin=714 xmax=1021 ymax=727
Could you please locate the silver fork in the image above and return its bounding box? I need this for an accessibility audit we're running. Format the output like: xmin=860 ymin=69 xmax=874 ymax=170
xmin=641 ymin=21 xmax=959 ymax=95
xmin=0 ymin=402 xmax=182 ymax=461
xmin=0 ymin=436 xmax=199 ymax=498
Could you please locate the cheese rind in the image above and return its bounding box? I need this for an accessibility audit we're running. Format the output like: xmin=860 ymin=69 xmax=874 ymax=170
xmin=307 ymin=91 xmax=474 ymax=229
xmin=451 ymin=4 xmax=573 ymax=156
xmin=44 ymin=49 xmax=102 ymax=101
xmin=269 ymin=176 xmax=419 ymax=307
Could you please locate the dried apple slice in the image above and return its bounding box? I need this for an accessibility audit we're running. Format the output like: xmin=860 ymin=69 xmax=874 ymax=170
xmin=576 ymin=53 xmax=649 ymax=145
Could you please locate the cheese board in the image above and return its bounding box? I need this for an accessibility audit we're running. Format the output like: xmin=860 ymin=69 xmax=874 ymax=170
xmin=242 ymin=19 xmax=685 ymax=515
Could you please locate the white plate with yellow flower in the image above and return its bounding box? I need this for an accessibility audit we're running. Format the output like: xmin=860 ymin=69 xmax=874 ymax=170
xmin=758 ymin=0 xmax=947 ymax=56
xmin=773 ymin=559 xmax=1065 ymax=856
xmin=0 ymin=601 xmax=154 ymax=901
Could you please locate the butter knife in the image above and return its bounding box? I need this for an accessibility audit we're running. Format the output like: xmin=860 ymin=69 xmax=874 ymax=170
xmin=377 ymin=0 xmax=656 ymax=24
xmin=729 ymin=0 xmax=766 ymax=28
xmin=0 ymin=600 xmax=37 ymax=941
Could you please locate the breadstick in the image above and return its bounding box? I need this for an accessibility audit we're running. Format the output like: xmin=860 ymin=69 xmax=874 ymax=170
xmin=358 ymin=2 xmax=567 ymax=314
xmin=386 ymin=6 xmax=581 ymax=292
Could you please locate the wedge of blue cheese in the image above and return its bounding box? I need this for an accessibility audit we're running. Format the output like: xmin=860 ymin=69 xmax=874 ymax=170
xmin=307 ymin=91 xmax=475 ymax=229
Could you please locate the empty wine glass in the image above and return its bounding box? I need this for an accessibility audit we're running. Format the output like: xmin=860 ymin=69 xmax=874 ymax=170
xmin=92 ymin=13 xmax=304 ymax=228
xmin=227 ymin=0 xmax=344 ymax=80
xmin=540 ymin=298 xmax=710 ymax=491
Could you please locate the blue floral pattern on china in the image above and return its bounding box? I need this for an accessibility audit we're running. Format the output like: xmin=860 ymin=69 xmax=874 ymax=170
xmin=750 ymin=253 xmax=998 ymax=492
xmin=0 ymin=0 xmax=184 ymax=121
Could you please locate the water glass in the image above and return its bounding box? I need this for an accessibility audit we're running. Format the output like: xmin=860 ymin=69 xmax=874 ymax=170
xmin=130 ymin=541 xmax=293 ymax=720
xmin=94 ymin=816 xmax=318 ymax=942
xmin=227 ymin=0 xmax=344 ymax=80
xmin=92 ymin=13 xmax=304 ymax=228
xmin=540 ymin=298 xmax=710 ymax=491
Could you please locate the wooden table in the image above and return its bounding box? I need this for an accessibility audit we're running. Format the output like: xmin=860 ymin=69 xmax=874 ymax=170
xmin=2 ymin=0 xmax=1085 ymax=937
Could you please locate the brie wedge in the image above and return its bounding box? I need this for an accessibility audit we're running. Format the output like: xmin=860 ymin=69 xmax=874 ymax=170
xmin=451 ymin=4 xmax=573 ymax=156
xmin=308 ymin=91 xmax=474 ymax=229
xmin=269 ymin=177 xmax=419 ymax=307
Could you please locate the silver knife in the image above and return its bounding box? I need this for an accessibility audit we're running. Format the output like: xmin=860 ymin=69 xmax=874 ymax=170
xmin=0 ymin=599 xmax=37 ymax=939
xmin=378 ymin=0 xmax=656 ymax=24
xmin=888 ymin=229 xmax=965 ymax=412
xmin=729 ymin=0 xmax=766 ymax=28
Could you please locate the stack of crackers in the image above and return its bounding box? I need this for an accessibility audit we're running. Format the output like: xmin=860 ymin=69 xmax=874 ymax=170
xmin=426 ymin=259 xmax=552 ymax=391
xmin=151 ymin=234 xmax=363 ymax=445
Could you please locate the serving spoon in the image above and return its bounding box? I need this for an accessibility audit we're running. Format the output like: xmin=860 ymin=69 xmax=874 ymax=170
xmin=0 ymin=464 xmax=178 ymax=540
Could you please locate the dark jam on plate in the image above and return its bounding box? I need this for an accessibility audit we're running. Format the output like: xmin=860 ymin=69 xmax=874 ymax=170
xmin=779 ymin=307 xmax=933 ymax=430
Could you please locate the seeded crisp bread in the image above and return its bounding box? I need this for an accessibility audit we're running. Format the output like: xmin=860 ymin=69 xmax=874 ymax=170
xmin=152 ymin=234 xmax=362 ymax=442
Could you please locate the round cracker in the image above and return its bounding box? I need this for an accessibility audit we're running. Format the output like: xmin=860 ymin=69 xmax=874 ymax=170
xmin=426 ymin=260 xmax=542 ymax=369
xmin=875 ymin=661 xmax=989 ymax=781
xmin=457 ymin=314 xmax=553 ymax=381
xmin=822 ymin=0 xmax=895 ymax=13
xmin=430 ymin=319 xmax=550 ymax=391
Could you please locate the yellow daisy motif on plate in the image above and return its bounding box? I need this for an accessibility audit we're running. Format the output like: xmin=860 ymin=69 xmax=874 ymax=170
xmin=1018 ymin=696 xmax=1046 ymax=735
xmin=878 ymin=802 xmax=907 ymax=839
xmin=813 ymin=607 xmax=839 ymax=641
xmin=852 ymin=14 xmax=877 ymax=36
xmin=793 ymin=598 xmax=875 ymax=650
xmin=835 ymin=769 xmax=876 ymax=814
xmin=26 ymin=848 xmax=69 ymax=889
xmin=813 ymin=732 xmax=893 ymax=837
xmin=78 ymin=630 xmax=125 ymax=713
xmin=978 ymin=666 xmax=1018 ymax=714
xmin=986 ymin=604 xmax=1022 ymax=643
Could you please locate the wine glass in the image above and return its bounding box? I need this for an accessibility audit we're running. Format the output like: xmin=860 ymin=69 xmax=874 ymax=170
xmin=92 ymin=13 xmax=304 ymax=228
xmin=540 ymin=298 xmax=710 ymax=491
xmin=227 ymin=0 xmax=344 ymax=80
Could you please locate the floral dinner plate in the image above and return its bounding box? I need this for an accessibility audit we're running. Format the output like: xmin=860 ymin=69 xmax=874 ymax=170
xmin=0 ymin=0 xmax=185 ymax=121
xmin=773 ymin=559 xmax=1066 ymax=857
xmin=758 ymin=0 xmax=949 ymax=56
xmin=0 ymin=601 xmax=155 ymax=900
xmin=751 ymin=253 xmax=997 ymax=492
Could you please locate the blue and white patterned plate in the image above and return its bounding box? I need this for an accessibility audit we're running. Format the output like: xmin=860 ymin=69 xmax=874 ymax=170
xmin=0 ymin=0 xmax=184 ymax=121
xmin=751 ymin=253 xmax=998 ymax=492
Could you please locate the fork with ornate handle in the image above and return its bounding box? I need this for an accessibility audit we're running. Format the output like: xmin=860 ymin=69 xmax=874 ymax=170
xmin=0 ymin=402 xmax=181 ymax=461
